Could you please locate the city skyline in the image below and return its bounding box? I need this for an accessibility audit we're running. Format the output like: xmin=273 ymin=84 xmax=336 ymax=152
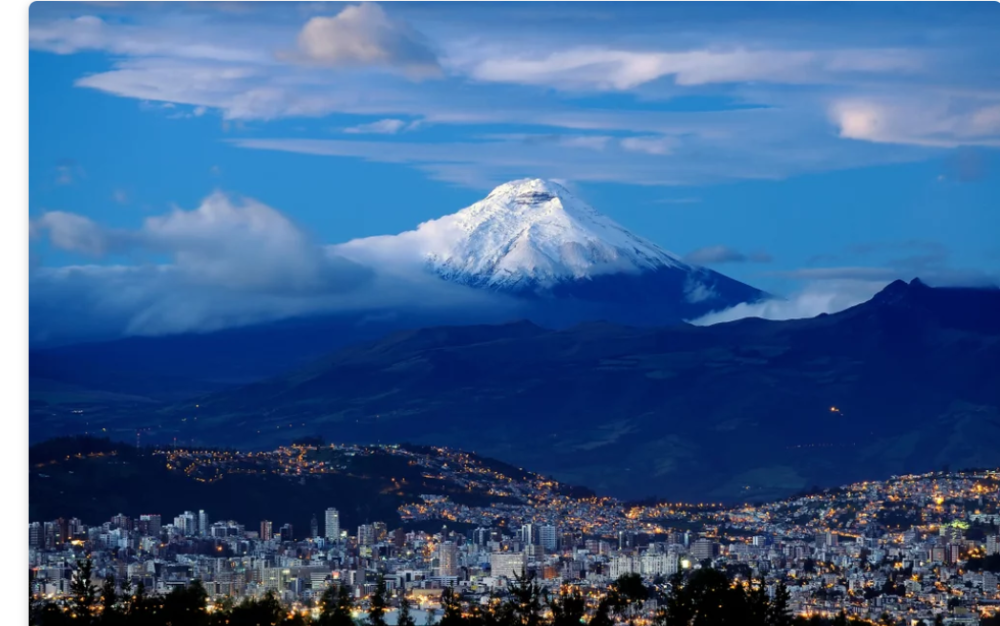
xmin=22 ymin=3 xmax=1000 ymax=625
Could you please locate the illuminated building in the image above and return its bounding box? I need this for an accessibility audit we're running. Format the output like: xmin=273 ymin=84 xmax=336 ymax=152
xmin=325 ymin=508 xmax=340 ymax=541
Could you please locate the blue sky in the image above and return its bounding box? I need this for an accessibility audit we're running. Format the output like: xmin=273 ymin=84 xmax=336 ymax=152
xmin=28 ymin=1 xmax=1000 ymax=343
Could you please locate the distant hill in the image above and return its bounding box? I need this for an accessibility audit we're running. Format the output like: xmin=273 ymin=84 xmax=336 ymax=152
xmin=29 ymin=279 xmax=1000 ymax=502
xmin=162 ymin=279 xmax=1000 ymax=501
xmin=29 ymin=437 xmax=576 ymax=532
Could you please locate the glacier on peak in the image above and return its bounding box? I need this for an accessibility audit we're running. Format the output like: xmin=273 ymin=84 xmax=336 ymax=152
xmin=334 ymin=178 xmax=691 ymax=291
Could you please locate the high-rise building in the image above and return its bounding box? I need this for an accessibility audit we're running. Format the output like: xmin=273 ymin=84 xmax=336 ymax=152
xmin=987 ymin=535 xmax=1000 ymax=556
xmin=111 ymin=514 xmax=132 ymax=532
xmin=490 ymin=552 xmax=526 ymax=580
xmin=198 ymin=510 xmax=210 ymax=536
xmin=29 ymin=522 xmax=42 ymax=548
xmin=139 ymin=514 xmax=162 ymax=537
xmin=373 ymin=522 xmax=387 ymax=542
xmin=438 ymin=542 xmax=458 ymax=577
xmin=539 ymin=525 xmax=558 ymax=551
xmin=68 ymin=518 xmax=85 ymax=538
xmin=325 ymin=508 xmax=340 ymax=541
xmin=473 ymin=528 xmax=491 ymax=547
xmin=311 ymin=515 xmax=319 ymax=539
xmin=260 ymin=521 xmax=273 ymax=542
xmin=522 ymin=524 xmax=538 ymax=545
xmin=42 ymin=522 xmax=58 ymax=550
xmin=358 ymin=524 xmax=375 ymax=546
xmin=609 ymin=554 xmax=639 ymax=579
xmin=278 ymin=523 xmax=294 ymax=542
xmin=690 ymin=539 xmax=718 ymax=561
xmin=174 ymin=512 xmax=197 ymax=536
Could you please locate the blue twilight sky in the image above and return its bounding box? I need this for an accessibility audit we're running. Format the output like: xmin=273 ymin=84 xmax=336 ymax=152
xmin=28 ymin=1 xmax=1000 ymax=344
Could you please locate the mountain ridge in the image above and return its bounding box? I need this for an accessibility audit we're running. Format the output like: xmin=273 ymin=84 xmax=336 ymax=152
xmin=120 ymin=279 xmax=1000 ymax=501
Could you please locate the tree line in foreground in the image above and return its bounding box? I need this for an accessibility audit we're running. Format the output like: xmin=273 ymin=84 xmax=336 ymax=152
xmin=30 ymin=558 xmax=972 ymax=626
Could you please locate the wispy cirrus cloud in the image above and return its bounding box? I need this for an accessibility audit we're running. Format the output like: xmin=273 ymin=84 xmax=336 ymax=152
xmin=461 ymin=46 xmax=922 ymax=91
xmin=30 ymin=2 xmax=1000 ymax=185
xmin=343 ymin=118 xmax=410 ymax=134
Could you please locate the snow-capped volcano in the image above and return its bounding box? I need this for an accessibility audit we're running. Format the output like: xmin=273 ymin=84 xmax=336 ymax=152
xmin=335 ymin=178 xmax=765 ymax=324
xmin=422 ymin=178 xmax=686 ymax=289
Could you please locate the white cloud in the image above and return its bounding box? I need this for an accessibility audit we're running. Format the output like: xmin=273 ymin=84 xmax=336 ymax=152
xmin=293 ymin=3 xmax=441 ymax=78
xmin=228 ymin=122 xmax=923 ymax=189
xmin=693 ymin=260 xmax=1000 ymax=326
xmin=33 ymin=212 xmax=110 ymax=256
xmin=33 ymin=192 xmax=372 ymax=296
xmin=620 ymin=136 xmax=675 ymax=155
xmin=343 ymin=118 xmax=408 ymax=134
xmin=28 ymin=4 xmax=995 ymax=189
xmin=29 ymin=15 xmax=268 ymax=63
xmin=464 ymin=47 xmax=921 ymax=91
xmin=830 ymin=96 xmax=1000 ymax=148
xmin=29 ymin=191 xmax=522 ymax=342
xmin=690 ymin=279 xmax=886 ymax=325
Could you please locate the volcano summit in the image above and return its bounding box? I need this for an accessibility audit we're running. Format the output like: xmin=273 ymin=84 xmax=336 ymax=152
xmin=335 ymin=179 xmax=766 ymax=326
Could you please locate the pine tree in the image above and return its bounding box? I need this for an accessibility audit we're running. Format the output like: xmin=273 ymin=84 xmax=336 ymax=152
xmin=663 ymin=573 xmax=693 ymax=626
xmin=398 ymin=595 xmax=417 ymax=626
xmin=70 ymin=557 xmax=99 ymax=623
xmin=507 ymin=573 xmax=546 ymax=626
xmin=161 ymin=579 xmax=209 ymax=626
xmin=100 ymin=576 xmax=124 ymax=626
xmin=369 ymin=576 xmax=389 ymax=626
xmin=438 ymin=587 xmax=464 ymax=626
xmin=745 ymin=584 xmax=770 ymax=626
xmin=229 ymin=591 xmax=285 ymax=626
xmin=550 ymin=588 xmax=585 ymax=626
xmin=329 ymin=585 xmax=354 ymax=626
xmin=767 ymin=582 xmax=793 ymax=626
xmin=589 ymin=598 xmax=614 ymax=626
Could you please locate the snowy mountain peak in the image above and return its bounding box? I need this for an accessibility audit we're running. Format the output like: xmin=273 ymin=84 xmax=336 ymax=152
xmin=334 ymin=178 xmax=693 ymax=292
xmin=483 ymin=178 xmax=587 ymax=209
xmin=421 ymin=179 xmax=687 ymax=290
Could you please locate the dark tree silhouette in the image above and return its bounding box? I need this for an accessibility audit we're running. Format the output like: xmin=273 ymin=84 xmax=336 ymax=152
xmin=398 ymin=595 xmax=417 ymax=626
xmin=160 ymin=579 xmax=209 ymax=626
xmin=549 ymin=588 xmax=585 ymax=626
xmin=768 ymin=581 xmax=793 ymax=626
xmin=228 ymin=590 xmax=285 ymax=626
xmin=70 ymin=558 xmax=99 ymax=624
xmin=319 ymin=584 xmax=356 ymax=626
xmin=506 ymin=574 xmax=547 ymax=626
xmin=439 ymin=587 xmax=465 ymax=626
xmin=100 ymin=576 xmax=123 ymax=626
xmin=369 ymin=576 xmax=389 ymax=626
xmin=612 ymin=573 xmax=649 ymax=622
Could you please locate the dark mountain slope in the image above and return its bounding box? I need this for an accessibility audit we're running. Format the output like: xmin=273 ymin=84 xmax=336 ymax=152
xmin=158 ymin=279 xmax=1000 ymax=501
